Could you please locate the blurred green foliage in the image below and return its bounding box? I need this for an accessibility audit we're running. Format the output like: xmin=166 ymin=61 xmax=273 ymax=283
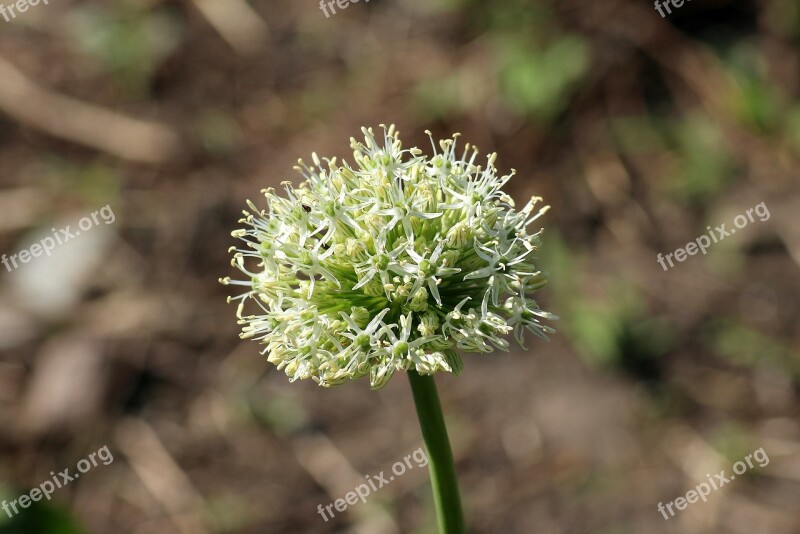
xmin=707 ymin=319 xmax=799 ymax=377
xmin=495 ymin=33 xmax=588 ymax=120
xmin=248 ymin=389 xmax=310 ymax=436
xmin=195 ymin=110 xmax=244 ymax=156
xmin=543 ymin=232 xmax=674 ymax=379
xmin=414 ymin=3 xmax=588 ymax=121
xmin=204 ymin=495 xmax=253 ymax=533
xmin=0 ymin=492 xmax=84 ymax=534
xmin=41 ymin=158 xmax=121 ymax=207
xmin=668 ymin=115 xmax=736 ymax=204
xmin=710 ymin=422 xmax=758 ymax=465
xmin=725 ymin=41 xmax=785 ymax=134
xmin=69 ymin=1 xmax=183 ymax=97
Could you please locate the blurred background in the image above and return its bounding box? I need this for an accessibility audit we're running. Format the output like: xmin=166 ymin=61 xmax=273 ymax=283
xmin=0 ymin=0 xmax=799 ymax=532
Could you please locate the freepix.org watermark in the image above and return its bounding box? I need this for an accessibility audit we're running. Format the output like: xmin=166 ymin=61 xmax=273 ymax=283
xmin=657 ymin=447 xmax=769 ymax=520
xmin=653 ymin=0 xmax=690 ymax=18
xmin=657 ymin=202 xmax=770 ymax=271
xmin=0 ymin=0 xmax=48 ymax=23
xmin=317 ymin=447 xmax=428 ymax=522
xmin=319 ymin=0 xmax=370 ymax=18
xmin=1 ymin=204 xmax=115 ymax=273
xmin=2 ymin=445 xmax=114 ymax=520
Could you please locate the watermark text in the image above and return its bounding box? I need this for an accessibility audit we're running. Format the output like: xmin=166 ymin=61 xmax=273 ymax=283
xmin=2 ymin=445 xmax=114 ymax=520
xmin=317 ymin=447 xmax=428 ymax=522
xmin=2 ymin=204 xmax=115 ymax=273
xmin=657 ymin=447 xmax=768 ymax=520
xmin=657 ymin=201 xmax=769 ymax=271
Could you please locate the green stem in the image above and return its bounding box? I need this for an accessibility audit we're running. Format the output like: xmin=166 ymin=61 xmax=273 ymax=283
xmin=407 ymin=370 xmax=465 ymax=534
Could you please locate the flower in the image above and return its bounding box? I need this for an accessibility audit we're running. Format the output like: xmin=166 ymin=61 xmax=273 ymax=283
xmin=222 ymin=125 xmax=556 ymax=388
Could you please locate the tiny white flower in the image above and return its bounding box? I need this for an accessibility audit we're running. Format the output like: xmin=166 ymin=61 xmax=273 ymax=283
xmin=223 ymin=125 xmax=556 ymax=388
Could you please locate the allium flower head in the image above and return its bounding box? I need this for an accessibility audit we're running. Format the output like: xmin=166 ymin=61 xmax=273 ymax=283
xmin=222 ymin=125 xmax=556 ymax=388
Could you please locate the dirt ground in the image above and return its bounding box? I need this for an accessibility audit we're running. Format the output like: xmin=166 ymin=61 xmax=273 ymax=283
xmin=0 ymin=0 xmax=799 ymax=533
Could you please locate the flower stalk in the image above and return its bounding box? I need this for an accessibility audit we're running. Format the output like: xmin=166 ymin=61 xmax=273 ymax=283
xmin=223 ymin=125 xmax=557 ymax=533
xmin=408 ymin=370 xmax=464 ymax=534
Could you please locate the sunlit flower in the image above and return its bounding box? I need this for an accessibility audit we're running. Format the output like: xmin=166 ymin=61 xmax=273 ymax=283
xmin=222 ymin=125 xmax=556 ymax=388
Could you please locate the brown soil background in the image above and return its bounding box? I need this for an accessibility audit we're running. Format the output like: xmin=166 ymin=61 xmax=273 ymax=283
xmin=0 ymin=0 xmax=799 ymax=533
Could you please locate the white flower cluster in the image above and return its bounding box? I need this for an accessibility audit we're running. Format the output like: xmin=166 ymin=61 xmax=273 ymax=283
xmin=222 ymin=125 xmax=556 ymax=388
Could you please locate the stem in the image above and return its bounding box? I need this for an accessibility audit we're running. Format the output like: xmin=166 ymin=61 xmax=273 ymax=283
xmin=407 ymin=370 xmax=465 ymax=534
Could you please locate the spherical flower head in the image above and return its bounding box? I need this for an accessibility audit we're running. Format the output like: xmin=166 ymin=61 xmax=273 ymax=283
xmin=222 ymin=125 xmax=557 ymax=389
